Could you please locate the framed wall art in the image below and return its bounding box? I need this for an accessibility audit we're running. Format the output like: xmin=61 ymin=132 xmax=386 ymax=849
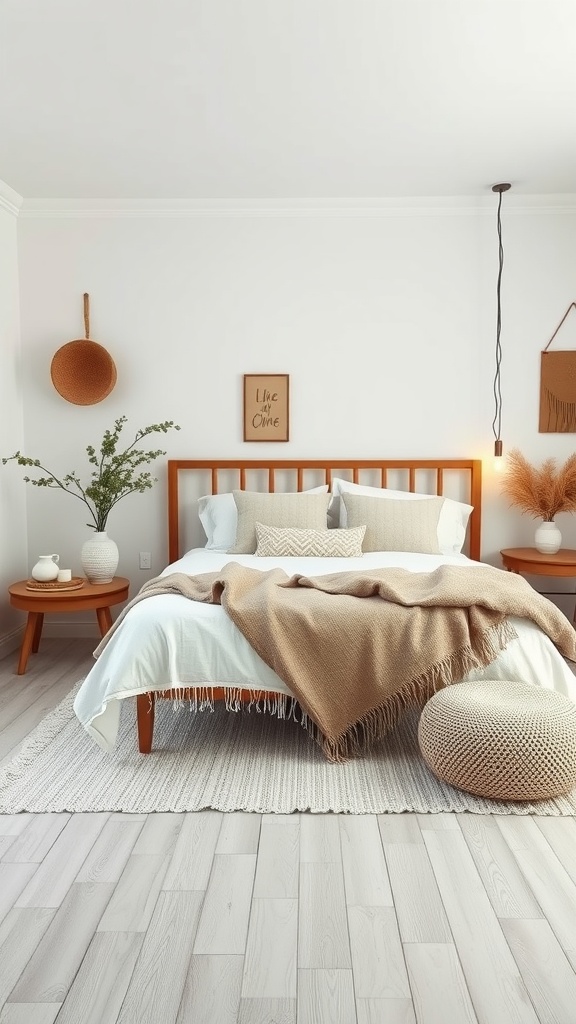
xmin=243 ymin=374 xmax=290 ymax=442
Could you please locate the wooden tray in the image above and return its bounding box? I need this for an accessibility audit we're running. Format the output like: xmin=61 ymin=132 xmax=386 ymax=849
xmin=26 ymin=577 xmax=85 ymax=592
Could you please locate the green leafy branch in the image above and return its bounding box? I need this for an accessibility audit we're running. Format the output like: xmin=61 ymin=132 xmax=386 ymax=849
xmin=2 ymin=415 xmax=180 ymax=531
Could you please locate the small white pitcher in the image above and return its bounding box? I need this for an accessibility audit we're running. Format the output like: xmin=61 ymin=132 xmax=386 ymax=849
xmin=31 ymin=554 xmax=60 ymax=581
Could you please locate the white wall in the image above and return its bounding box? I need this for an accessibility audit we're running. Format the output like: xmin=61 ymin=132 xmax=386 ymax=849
xmin=486 ymin=202 xmax=576 ymax=621
xmin=8 ymin=197 xmax=576 ymax=635
xmin=0 ymin=195 xmax=27 ymax=650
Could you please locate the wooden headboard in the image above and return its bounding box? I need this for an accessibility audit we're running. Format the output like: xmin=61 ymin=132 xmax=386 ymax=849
xmin=167 ymin=458 xmax=482 ymax=563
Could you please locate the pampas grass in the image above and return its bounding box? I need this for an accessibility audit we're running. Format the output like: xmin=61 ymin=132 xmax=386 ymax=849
xmin=501 ymin=449 xmax=576 ymax=521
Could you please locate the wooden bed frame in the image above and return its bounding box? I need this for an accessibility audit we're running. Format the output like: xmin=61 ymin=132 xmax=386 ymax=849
xmin=136 ymin=457 xmax=482 ymax=751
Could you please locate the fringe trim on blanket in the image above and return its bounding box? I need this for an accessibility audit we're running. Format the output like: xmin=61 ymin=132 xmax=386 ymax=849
xmin=151 ymin=617 xmax=518 ymax=764
xmin=156 ymin=687 xmax=301 ymax=722
xmin=318 ymin=617 xmax=519 ymax=763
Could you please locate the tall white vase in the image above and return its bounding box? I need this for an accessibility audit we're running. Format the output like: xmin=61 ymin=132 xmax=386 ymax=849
xmin=81 ymin=531 xmax=119 ymax=584
xmin=534 ymin=520 xmax=562 ymax=555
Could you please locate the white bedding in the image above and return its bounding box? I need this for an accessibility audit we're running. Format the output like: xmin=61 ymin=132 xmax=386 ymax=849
xmin=74 ymin=548 xmax=576 ymax=752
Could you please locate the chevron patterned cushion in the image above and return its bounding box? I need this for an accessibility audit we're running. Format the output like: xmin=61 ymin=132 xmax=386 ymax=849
xmin=255 ymin=523 xmax=366 ymax=557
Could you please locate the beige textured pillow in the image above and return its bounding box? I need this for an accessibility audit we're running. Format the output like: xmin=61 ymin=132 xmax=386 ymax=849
xmin=342 ymin=493 xmax=444 ymax=553
xmin=229 ymin=490 xmax=331 ymax=553
xmin=255 ymin=522 xmax=366 ymax=557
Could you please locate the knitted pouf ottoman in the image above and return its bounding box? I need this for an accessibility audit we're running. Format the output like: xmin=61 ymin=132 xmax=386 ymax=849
xmin=417 ymin=680 xmax=576 ymax=801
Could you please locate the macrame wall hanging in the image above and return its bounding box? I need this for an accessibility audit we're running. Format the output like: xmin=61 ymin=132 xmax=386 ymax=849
xmin=539 ymin=302 xmax=576 ymax=432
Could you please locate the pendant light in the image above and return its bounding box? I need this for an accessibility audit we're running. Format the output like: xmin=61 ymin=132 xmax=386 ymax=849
xmin=491 ymin=183 xmax=511 ymax=470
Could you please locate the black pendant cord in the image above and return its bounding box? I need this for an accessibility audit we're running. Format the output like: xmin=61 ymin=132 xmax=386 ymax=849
xmin=492 ymin=187 xmax=504 ymax=447
xmin=490 ymin=182 xmax=511 ymax=455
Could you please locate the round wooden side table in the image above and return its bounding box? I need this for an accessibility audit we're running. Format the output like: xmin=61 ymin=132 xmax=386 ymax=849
xmin=8 ymin=576 xmax=130 ymax=675
xmin=500 ymin=547 xmax=576 ymax=622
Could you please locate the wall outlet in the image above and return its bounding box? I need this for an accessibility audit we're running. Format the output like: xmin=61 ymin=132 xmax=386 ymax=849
xmin=139 ymin=551 xmax=151 ymax=570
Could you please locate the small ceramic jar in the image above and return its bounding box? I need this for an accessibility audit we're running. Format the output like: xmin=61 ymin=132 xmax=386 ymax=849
xmin=31 ymin=554 xmax=60 ymax=581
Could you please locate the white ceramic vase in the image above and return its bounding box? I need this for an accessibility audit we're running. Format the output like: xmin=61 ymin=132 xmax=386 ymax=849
xmin=31 ymin=553 xmax=60 ymax=581
xmin=81 ymin=531 xmax=119 ymax=584
xmin=534 ymin=520 xmax=562 ymax=555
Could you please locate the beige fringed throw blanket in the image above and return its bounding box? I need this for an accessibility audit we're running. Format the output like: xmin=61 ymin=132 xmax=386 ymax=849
xmin=96 ymin=562 xmax=576 ymax=762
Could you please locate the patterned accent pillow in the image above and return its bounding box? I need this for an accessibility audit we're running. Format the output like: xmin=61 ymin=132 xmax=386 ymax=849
xmin=255 ymin=522 xmax=366 ymax=557
xmin=342 ymin=493 xmax=444 ymax=553
xmin=229 ymin=490 xmax=331 ymax=553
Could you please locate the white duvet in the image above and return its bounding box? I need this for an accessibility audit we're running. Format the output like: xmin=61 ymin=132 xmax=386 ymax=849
xmin=74 ymin=548 xmax=576 ymax=751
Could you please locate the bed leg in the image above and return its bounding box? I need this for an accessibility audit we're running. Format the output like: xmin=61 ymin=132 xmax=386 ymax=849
xmin=137 ymin=692 xmax=155 ymax=753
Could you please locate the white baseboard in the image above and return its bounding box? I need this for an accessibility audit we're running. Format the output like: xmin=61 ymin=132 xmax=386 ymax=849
xmin=0 ymin=626 xmax=24 ymax=659
xmin=42 ymin=621 xmax=101 ymax=639
xmin=1 ymin=621 xmax=100 ymax=649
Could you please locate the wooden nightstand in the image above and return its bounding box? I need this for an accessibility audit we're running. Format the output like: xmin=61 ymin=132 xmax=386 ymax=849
xmin=8 ymin=576 xmax=130 ymax=675
xmin=500 ymin=548 xmax=576 ymax=622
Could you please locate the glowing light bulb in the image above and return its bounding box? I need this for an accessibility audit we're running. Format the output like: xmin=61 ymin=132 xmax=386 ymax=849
xmin=493 ymin=439 xmax=505 ymax=473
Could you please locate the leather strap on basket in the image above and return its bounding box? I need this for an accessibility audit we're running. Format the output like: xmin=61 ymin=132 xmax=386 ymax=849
xmin=84 ymin=292 xmax=90 ymax=339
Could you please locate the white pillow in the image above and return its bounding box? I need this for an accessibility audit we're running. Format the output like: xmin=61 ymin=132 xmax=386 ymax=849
xmin=329 ymin=478 xmax=473 ymax=555
xmin=198 ymin=485 xmax=329 ymax=550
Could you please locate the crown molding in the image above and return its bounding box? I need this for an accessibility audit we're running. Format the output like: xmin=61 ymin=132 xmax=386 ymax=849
xmin=18 ymin=194 xmax=576 ymax=218
xmin=0 ymin=178 xmax=24 ymax=217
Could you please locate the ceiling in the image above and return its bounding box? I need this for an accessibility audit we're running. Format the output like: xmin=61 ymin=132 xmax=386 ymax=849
xmin=2 ymin=0 xmax=576 ymax=200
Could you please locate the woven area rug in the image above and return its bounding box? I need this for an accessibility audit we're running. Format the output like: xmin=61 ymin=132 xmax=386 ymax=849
xmin=1 ymin=683 xmax=576 ymax=815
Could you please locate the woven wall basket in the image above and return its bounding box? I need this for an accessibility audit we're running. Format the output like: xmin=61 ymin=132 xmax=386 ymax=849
xmin=50 ymin=293 xmax=117 ymax=406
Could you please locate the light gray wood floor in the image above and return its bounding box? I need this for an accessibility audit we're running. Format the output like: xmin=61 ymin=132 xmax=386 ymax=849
xmin=1 ymin=638 xmax=576 ymax=1023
